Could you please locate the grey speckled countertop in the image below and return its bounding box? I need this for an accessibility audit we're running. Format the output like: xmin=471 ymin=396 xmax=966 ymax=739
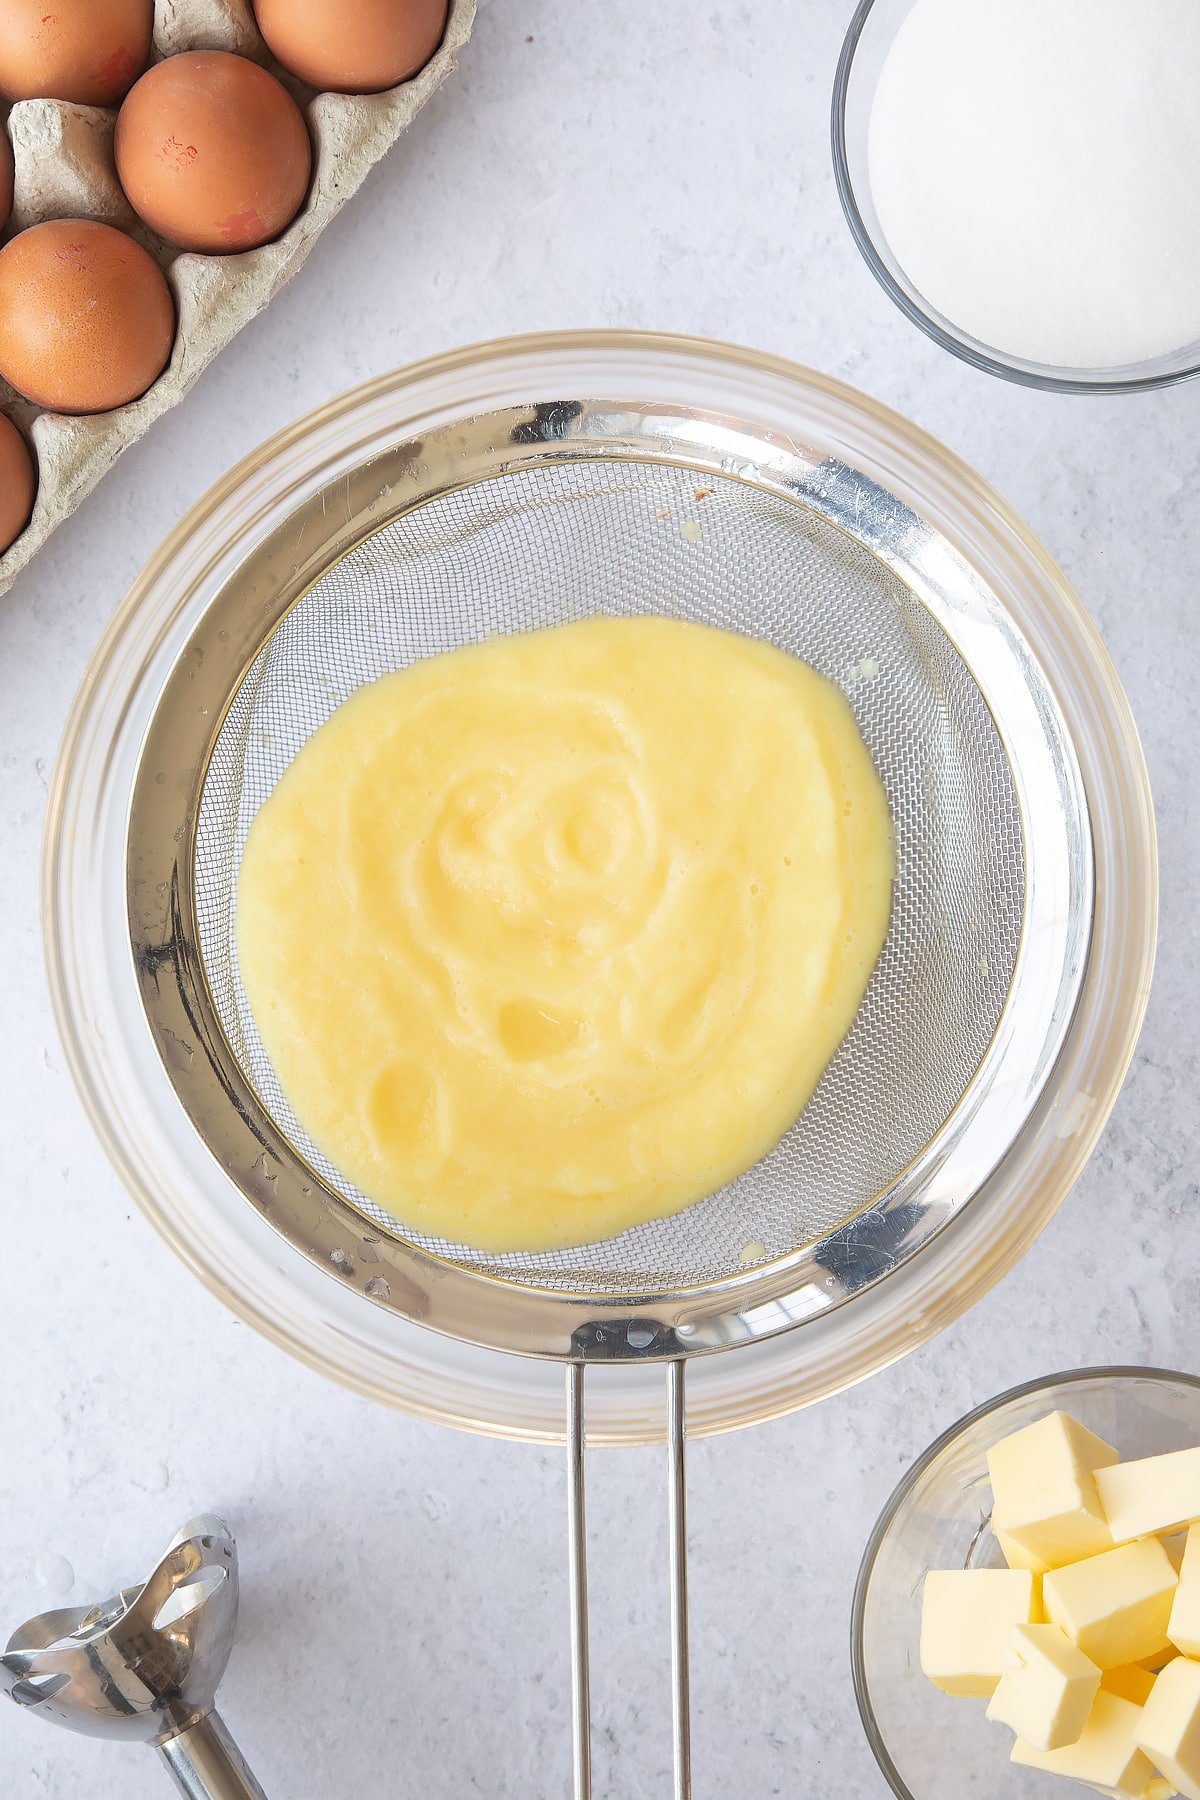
xmin=1 ymin=3 xmax=1196 ymax=1795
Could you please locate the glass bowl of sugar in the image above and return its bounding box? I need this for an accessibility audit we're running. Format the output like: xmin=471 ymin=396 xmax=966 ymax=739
xmin=852 ymin=1367 xmax=1200 ymax=1798
xmin=833 ymin=0 xmax=1200 ymax=393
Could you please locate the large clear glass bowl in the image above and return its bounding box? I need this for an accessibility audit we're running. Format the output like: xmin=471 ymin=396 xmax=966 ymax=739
xmin=853 ymin=1368 xmax=1200 ymax=1797
xmin=41 ymin=332 xmax=1157 ymax=1443
xmin=832 ymin=0 xmax=1200 ymax=394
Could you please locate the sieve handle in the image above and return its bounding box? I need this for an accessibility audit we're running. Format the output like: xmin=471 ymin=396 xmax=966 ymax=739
xmin=666 ymin=1358 xmax=692 ymax=1798
xmin=156 ymin=1710 xmax=267 ymax=1800
xmin=566 ymin=1358 xmax=692 ymax=1800
xmin=567 ymin=1363 xmax=591 ymax=1800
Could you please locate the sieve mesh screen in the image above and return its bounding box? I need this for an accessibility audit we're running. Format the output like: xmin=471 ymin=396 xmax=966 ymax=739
xmin=193 ymin=459 xmax=1024 ymax=1293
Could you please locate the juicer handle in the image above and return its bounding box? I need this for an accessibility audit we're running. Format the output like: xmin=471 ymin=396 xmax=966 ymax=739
xmin=156 ymin=1710 xmax=268 ymax=1800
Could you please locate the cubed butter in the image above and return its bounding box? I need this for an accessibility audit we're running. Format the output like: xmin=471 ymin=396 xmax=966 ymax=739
xmin=1044 ymin=1539 xmax=1178 ymax=1670
xmin=1087 ymin=1780 xmax=1180 ymax=1800
xmin=996 ymin=1526 xmax=1051 ymax=1574
xmin=1135 ymin=1656 xmax=1200 ymax=1800
xmin=1084 ymin=1770 xmax=1180 ymax=1797
xmin=1081 ymin=1778 xmax=1176 ymax=1799
xmin=920 ymin=1568 xmax=1039 ymax=1696
xmin=1104 ymin=1781 xmax=1184 ymax=1800
xmin=1097 ymin=1451 xmax=1200 ymax=1544
xmin=1013 ymin=1690 xmax=1157 ymax=1795
xmin=1170 ymin=1528 xmax=1200 ymax=1658
xmin=988 ymin=1411 xmax=1119 ymax=1568
xmin=1104 ymin=1666 xmax=1160 ymax=1706
xmin=987 ymin=1623 xmax=1101 ymax=1749
xmin=1164 ymin=1536 xmax=1190 ymax=1575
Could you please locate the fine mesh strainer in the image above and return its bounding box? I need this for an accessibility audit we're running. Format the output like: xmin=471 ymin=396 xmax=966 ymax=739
xmin=124 ymin=375 xmax=1092 ymax=1796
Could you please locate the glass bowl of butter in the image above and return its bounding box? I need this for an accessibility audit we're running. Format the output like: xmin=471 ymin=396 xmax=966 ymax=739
xmin=854 ymin=1368 xmax=1200 ymax=1798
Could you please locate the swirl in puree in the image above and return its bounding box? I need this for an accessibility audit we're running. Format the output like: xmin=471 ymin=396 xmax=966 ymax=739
xmin=236 ymin=616 xmax=894 ymax=1252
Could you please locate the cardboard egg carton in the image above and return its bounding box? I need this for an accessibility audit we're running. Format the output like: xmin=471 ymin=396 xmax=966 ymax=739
xmin=0 ymin=0 xmax=475 ymax=597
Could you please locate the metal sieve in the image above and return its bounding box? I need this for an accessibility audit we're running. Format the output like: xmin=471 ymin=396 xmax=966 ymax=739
xmin=126 ymin=390 xmax=1092 ymax=1798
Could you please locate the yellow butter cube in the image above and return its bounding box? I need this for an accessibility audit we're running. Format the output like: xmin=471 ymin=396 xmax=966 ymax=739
xmin=996 ymin=1525 xmax=1051 ymax=1574
xmin=1170 ymin=1528 xmax=1200 ymax=1658
xmin=1136 ymin=1656 xmax=1200 ymax=1800
xmin=988 ymin=1411 xmax=1119 ymax=1568
xmin=1101 ymin=1781 xmax=1183 ymax=1800
xmin=1081 ymin=1770 xmax=1179 ymax=1796
xmin=1043 ymin=1539 xmax=1177 ymax=1670
xmin=1083 ymin=1779 xmax=1177 ymax=1800
xmin=1097 ymin=1451 xmax=1200 ymax=1544
xmin=920 ymin=1568 xmax=1040 ymax=1696
xmin=1104 ymin=1666 xmax=1160 ymax=1706
xmin=1080 ymin=1779 xmax=1174 ymax=1798
xmin=987 ymin=1623 xmax=1101 ymax=1749
xmin=1164 ymin=1535 xmax=1190 ymax=1574
xmin=1013 ymin=1690 xmax=1158 ymax=1795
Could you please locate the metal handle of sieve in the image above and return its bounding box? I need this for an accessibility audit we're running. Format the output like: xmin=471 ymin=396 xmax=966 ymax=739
xmin=567 ymin=1358 xmax=691 ymax=1800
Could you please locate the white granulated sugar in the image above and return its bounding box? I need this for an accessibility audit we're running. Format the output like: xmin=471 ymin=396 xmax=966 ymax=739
xmin=868 ymin=0 xmax=1200 ymax=370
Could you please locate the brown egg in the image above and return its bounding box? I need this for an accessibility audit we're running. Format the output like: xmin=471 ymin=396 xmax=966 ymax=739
xmin=0 ymin=0 xmax=153 ymax=106
xmin=0 ymin=219 xmax=174 ymax=413
xmin=115 ymin=52 xmax=312 ymax=254
xmin=253 ymin=0 xmax=449 ymax=94
xmin=0 ymin=123 xmax=11 ymax=233
xmin=0 ymin=412 xmax=35 ymax=553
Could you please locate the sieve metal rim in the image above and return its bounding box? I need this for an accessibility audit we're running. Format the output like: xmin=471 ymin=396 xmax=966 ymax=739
xmin=193 ymin=448 xmax=1014 ymax=1302
xmin=124 ymin=392 xmax=1091 ymax=1365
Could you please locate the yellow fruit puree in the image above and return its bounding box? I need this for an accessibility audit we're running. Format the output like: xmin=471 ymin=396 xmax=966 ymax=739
xmin=236 ymin=616 xmax=894 ymax=1252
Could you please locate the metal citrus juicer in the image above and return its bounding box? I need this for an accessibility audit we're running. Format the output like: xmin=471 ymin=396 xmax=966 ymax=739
xmin=22 ymin=366 xmax=1096 ymax=1796
xmin=1 ymin=1516 xmax=264 ymax=1798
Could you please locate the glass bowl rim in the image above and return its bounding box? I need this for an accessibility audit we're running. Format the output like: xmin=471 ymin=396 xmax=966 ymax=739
xmin=40 ymin=330 xmax=1159 ymax=1441
xmin=831 ymin=0 xmax=1200 ymax=396
xmin=851 ymin=1363 xmax=1200 ymax=1797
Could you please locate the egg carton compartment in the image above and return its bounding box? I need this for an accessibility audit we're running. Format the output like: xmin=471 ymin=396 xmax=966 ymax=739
xmin=0 ymin=0 xmax=475 ymax=597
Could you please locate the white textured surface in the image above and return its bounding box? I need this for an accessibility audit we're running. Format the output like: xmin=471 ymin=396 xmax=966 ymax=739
xmin=0 ymin=3 xmax=1195 ymax=1795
